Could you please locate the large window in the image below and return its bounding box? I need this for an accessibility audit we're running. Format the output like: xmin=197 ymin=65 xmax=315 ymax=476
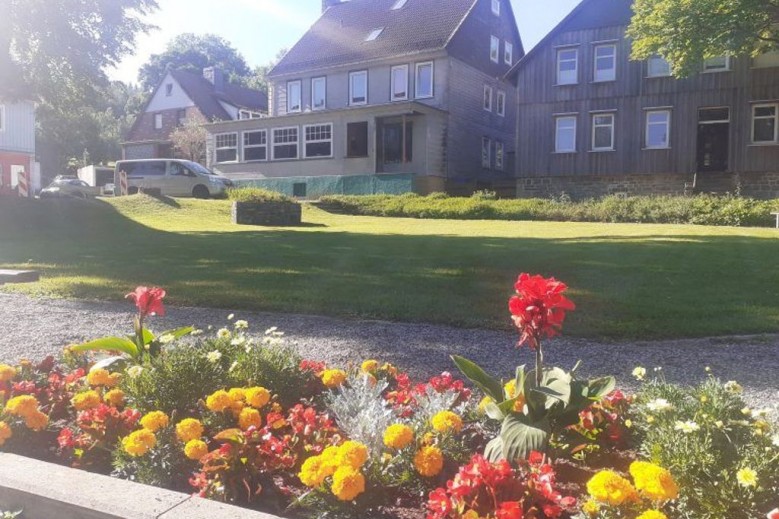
xmin=154 ymin=113 xmax=163 ymax=129
xmin=304 ymin=123 xmax=333 ymax=158
xmin=481 ymin=137 xmax=491 ymax=168
xmin=287 ymin=80 xmax=302 ymax=113
xmin=703 ymin=56 xmax=730 ymax=72
xmin=415 ymin=62 xmax=434 ymax=99
xmin=215 ymin=133 xmax=238 ymax=163
xmin=483 ymin=85 xmax=493 ymax=112
xmin=645 ymin=110 xmax=671 ymax=149
xmin=648 ymin=55 xmax=672 ymax=77
xmin=592 ymin=113 xmax=615 ymax=151
xmin=490 ymin=36 xmax=500 ymax=63
xmin=753 ymin=104 xmax=778 ymax=143
xmin=243 ymin=130 xmax=267 ymax=162
xmin=347 ymin=122 xmax=369 ymax=158
xmin=491 ymin=0 xmax=500 ymax=15
xmin=556 ymin=47 xmax=578 ymax=85
xmin=496 ymin=90 xmax=506 ymax=117
xmin=495 ymin=141 xmax=504 ymax=170
xmin=382 ymin=122 xmax=413 ymax=164
xmin=312 ymin=77 xmax=327 ymax=110
xmin=555 ymin=116 xmax=577 ymax=153
xmin=349 ymin=71 xmax=368 ymax=105
xmin=177 ymin=109 xmax=187 ymax=126
xmin=594 ymin=44 xmax=617 ymax=82
xmin=391 ymin=65 xmax=409 ymax=101
xmin=272 ymin=127 xmax=299 ymax=160
xmin=504 ymin=41 xmax=513 ymax=65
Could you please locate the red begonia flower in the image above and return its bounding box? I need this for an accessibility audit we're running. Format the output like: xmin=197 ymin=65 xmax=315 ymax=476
xmin=509 ymin=273 xmax=575 ymax=347
xmin=126 ymin=286 xmax=166 ymax=318
xmin=496 ymin=501 xmax=524 ymax=519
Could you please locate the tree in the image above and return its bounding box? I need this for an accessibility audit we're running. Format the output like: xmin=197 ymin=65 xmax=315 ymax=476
xmin=138 ymin=34 xmax=252 ymax=91
xmin=245 ymin=48 xmax=288 ymax=94
xmin=170 ymin=114 xmax=208 ymax=164
xmin=628 ymin=0 xmax=779 ymax=77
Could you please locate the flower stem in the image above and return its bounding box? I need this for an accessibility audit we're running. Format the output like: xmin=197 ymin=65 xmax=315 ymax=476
xmin=535 ymin=338 xmax=543 ymax=386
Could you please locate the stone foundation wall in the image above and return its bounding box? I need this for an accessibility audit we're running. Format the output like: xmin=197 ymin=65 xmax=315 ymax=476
xmin=232 ymin=201 xmax=302 ymax=226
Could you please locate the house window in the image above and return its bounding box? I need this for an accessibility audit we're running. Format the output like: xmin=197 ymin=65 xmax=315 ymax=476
xmin=391 ymin=65 xmax=409 ymax=101
xmin=154 ymin=113 xmax=163 ymax=129
xmin=504 ymin=42 xmax=513 ymax=65
xmin=645 ymin=110 xmax=671 ymax=149
xmin=365 ymin=28 xmax=384 ymax=41
xmin=490 ymin=36 xmax=500 ymax=63
xmin=648 ymin=55 xmax=672 ymax=77
xmin=239 ymin=109 xmax=262 ymax=120
xmin=556 ymin=47 xmax=578 ymax=85
xmin=287 ymin=80 xmax=302 ymax=113
xmin=495 ymin=141 xmax=504 ymax=170
xmin=594 ymin=44 xmax=617 ymax=82
xmin=243 ymin=130 xmax=267 ymax=162
xmin=177 ymin=109 xmax=187 ymax=126
xmin=165 ymin=83 xmax=173 ymax=96
xmin=349 ymin=70 xmax=368 ymax=105
xmin=555 ymin=116 xmax=577 ymax=153
xmin=703 ymin=56 xmax=730 ymax=72
xmin=293 ymin=183 xmax=307 ymax=197
xmin=753 ymin=104 xmax=778 ymax=143
xmin=415 ymin=62 xmax=434 ymax=98
xmin=492 ymin=0 xmax=500 ymax=15
xmin=391 ymin=0 xmax=409 ymax=9
xmin=304 ymin=123 xmax=333 ymax=158
xmin=382 ymin=122 xmax=413 ymax=164
xmin=754 ymin=51 xmax=779 ymax=69
xmin=347 ymin=122 xmax=369 ymax=157
xmin=592 ymin=113 xmax=615 ymax=151
xmin=481 ymin=137 xmax=491 ymax=168
xmin=312 ymin=77 xmax=327 ymax=110
xmin=483 ymin=85 xmax=493 ymax=112
xmin=272 ymin=127 xmax=299 ymax=160
xmin=496 ymin=90 xmax=506 ymax=117
xmin=215 ymin=133 xmax=238 ymax=163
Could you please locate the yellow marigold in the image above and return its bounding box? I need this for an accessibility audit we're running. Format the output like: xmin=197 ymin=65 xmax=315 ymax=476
xmin=0 ymin=422 xmax=13 ymax=446
xmin=24 ymin=410 xmax=49 ymax=432
xmin=321 ymin=369 xmax=347 ymax=388
xmin=86 ymin=368 xmax=121 ymax=388
xmin=71 ymin=390 xmax=101 ymax=411
xmin=477 ymin=396 xmax=495 ymax=414
xmin=361 ymin=360 xmax=379 ymax=373
xmin=630 ymin=461 xmax=679 ymax=501
xmin=0 ymin=364 xmax=17 ymax=382
xmin=228 ymin=387 xmax=246 ymax=402
xmin=245 ymin=387 xmax=271 ymax=408
xmin=587 ymin=470 xmax=639 ymax=506
xmin=238 ymin=408 xmax=263 ymax=430
xmin=383 ymin=424 xmax=414 ymax=450
xmin=320 ymin=445 xmax=342 ymax=470
xmin=331 ymin=466 xmax=366 ymax=501
xmin=414 ymin=446 xmax=444 ymax=477
xmin=206 ymin=390 xmax=233 ymax=412
xmin=104 ymin=389 xmax=125 ymax=408
xmin=176 ymin=418 xmax=204 ymax=443
xmin=431 ymin=411 xmax=463 ymax=434
xmin=504 ymin=379 xmax=518 ymax=399
xmin=4 ymin=395 xmax=39 ymax=417
xmin=299 ymin=455 xmax=328 ymax=487
xmin=140 ymin=411 xmax=170 ymax=432
xmin=636 ymin=511 xmax=668 ymax=519
xmin=581 ymin=499 xmax=601 ymax=517
xmin=122 ymin=429 xmax=157 ymax=456
xmin=184 ymin=439 xmax=209 ymax=460
xmin=338 ymin=440 xmax=369 ymax=469
xmin=381 ymin=363 xmax=398 ymax=376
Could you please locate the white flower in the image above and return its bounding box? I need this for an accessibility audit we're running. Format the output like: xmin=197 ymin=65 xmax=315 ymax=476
xmin=753 ymin=408 xmax=771 ymax=418
xmin=714 ymin=420 xmax=724 ymax=428
xmin=229 ymin=361 xmax=238 ymax=372
xmin=646 ymin=398 xmax=673 ymax=412
xmin=653 ymin=366 xmax=663 ymax=372
xmin=217 ymin=328 xmax=231 ymax=339
xmin=771 ymin=433 xmax=779 ymax=447
xmin=191 ymin=329 xmax=204 ymax=336
xmin=632 ymin=366 xmax=647 ymax=381
xmin=127 ymin=365 xmax=144 ymax=379
xmin=724 ymin=380 xmax=743 ymax=394
xmin=207 ymin=350 xmax=222 ymax=363
xmin=265 ymin=326 xmax=278 ymax=335
xmin=234 ymin=320 xmax=249 ymax=330
xmin=158 ymin=334 xmax=175 ymax=344
xmin=674 ymin=420 xmax=700 ymax=433
xmin=227 ymin=313 xmax=235 ymax=321
xmin=230 ymin=336 xmax=246 ymax=346
xmin=741 ymin=407 xmax=752 ymax=417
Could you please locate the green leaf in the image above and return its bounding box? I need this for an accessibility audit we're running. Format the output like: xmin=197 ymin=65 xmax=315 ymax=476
xmin=500 ymin=414 xmax=551 ymax=462
xmin=587 ymin=376 xmax=616 ymax=400
xmin=156 ymin=326 xmax=194 ymax=342
xmin=530 ymin=385 xmax=568 ymax=403
xmin=484 ymin=401 xmax=505 ymax=421
xmin=451 ymin=355 xmax=503 ymax=402
xmin=70 ymin=336 xmax=139 ymax=359
xmin=139 ymin=327 xmax=156 ymax=346
xmin=91 ymin=356 xmax=128 ymax=372
xmin=484 ymin=436 xmax=504 ymax=463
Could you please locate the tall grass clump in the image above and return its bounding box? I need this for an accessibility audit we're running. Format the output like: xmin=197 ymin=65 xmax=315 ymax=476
xmin=227 ymin=187 xmax=295 ymax=204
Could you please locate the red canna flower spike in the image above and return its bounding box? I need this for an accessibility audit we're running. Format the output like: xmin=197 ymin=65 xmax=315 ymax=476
xmin=126 ymin=286 xmax=166 ymax=318
xmin=509 ymin=273 xmax=575 ymax=348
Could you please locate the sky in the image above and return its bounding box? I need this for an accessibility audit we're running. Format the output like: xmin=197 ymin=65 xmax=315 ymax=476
xmin=109 ymin=0 xmax=582 ymax=85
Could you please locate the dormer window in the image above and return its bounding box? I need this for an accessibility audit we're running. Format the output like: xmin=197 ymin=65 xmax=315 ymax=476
xmin=165 ymin=84 xmax=173 ymax=96
xmin=365 ymin=28 xmax=384 ymax=42
xmin=491 ymin=0 xmax=500 ymax=16
xmin=391 ymin=0 xmax=409 ymax=9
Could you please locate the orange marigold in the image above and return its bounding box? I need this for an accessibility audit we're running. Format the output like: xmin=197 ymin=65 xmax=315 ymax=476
xmin=238 ymin=408 xmax=263 ymax=430
xmin=0 ymin=364 xmax=16 ymax=382
xmin=122 ymin=429 xmax=157 ymax=456
xmin=24 ymin=410 xmax=49 ymax=431
xmin=431 ymin=411 xmax=463 ymax=434
xmin=4 ymin=395 xmax=39 ymax=418
xmin=72 ymin=390 xmax=101 ymax=411
xmin=245 ymin=387 xmax=271 ymax=408
xmin=176 ymin=418 xmax=204 ymax=443
xmin=205 ymin=390 xmax=232 ymax=412
xmin=331 ymin=466 xmax=366 ymax=501
xmin=140 ymin=411 xmax=170 ymax=432
xmin=587 ymin=470 xmax=640 ymax=506
xmin=321 ymin=369 xmax=347 ymax=388
xmin=184 ymin=439 xmax=209 ymax=460
xmin=86 ymin=368 xmax=121 ymax=388
xmin=414 ymin=446 xmax=444 ymax=477
xmin=104 ymin=389 xmax=125 ymax=408
xmin=0 ymin=422 xmax=13 ymax=446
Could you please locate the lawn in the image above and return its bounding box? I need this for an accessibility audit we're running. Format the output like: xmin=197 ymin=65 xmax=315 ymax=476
xmin=1 ymin=195 xmax=778 ymax=339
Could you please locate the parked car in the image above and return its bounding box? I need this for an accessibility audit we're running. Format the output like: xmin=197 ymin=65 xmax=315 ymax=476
xmin=113 ymin=159 xmax=233 ymax=198
xmin=39 ymin=178 xmax=100 ymax=199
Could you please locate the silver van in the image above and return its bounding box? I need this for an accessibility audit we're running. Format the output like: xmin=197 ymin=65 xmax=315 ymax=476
xmin=114 ymin=159 xmax=233 ymax=198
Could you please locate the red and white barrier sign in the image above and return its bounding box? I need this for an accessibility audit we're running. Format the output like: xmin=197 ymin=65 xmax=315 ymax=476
xmin=17 ymin=169 xmax=29 ymax=198
xmin=119 ymin=170 xmax=128 ymax=196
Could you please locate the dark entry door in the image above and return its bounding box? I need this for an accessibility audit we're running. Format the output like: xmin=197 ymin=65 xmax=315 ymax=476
xmin=697 ymin=108 xmax=730 ymax=172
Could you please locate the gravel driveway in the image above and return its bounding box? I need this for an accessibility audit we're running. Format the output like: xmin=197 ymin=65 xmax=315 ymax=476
xmin=2 ymin=292 xmax=777 ymax=413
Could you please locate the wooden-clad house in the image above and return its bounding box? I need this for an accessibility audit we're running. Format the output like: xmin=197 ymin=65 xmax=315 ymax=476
xmin=509 ymin=0 xmax=779 ymax=199
xmin=0 ymin=95 xmax=39 ymax=196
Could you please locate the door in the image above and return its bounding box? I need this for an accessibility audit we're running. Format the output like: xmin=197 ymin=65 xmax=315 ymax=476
xmin=697 ymin=108 xmax=730 ymax=172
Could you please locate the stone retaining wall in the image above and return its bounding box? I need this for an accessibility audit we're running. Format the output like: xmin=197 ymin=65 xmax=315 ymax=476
xmin=231 ymin=201 xmax=302 ymax=226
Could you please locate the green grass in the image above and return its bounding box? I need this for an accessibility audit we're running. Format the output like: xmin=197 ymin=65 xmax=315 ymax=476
xmin=1 ymin=195 xmax=779 ymax=339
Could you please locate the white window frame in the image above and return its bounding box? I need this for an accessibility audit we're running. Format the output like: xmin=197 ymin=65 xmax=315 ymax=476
xmin=415 ymin=61 xmax=434 ymax=99
xmin=483 ymin=85 xmax=493 ymax=112
xmin=481 ymin=137 xmax=492 ymax=168
xmin=349 ymin=70 xmax=368 ymax=106
xmin=154 ymin=113 xmax=163 ymax=130
xmin=490 ymin=36 xmax=500 ymax=63
xmin=214 ymin=133 xmax=239 ymax=164
xmin=312 ymin=76 xmax=327 ymax=111
xmin=703 ymin=56 xmax=730 ymax=73
xmin=593 ymin=43 xmax=617 ymax=82
xmin=303 ymin=123 xmax=334 ymax=159
xmin=491 ymin=0 xmax=500 ymax=15
xmin=554 ymin=116 xmax=577 ymax=153
xmin=287 ymin=80 xmax=302 ymax=113
xmin=271 ymin=126 xmax=300 ymax=161
xmin=242 ymin=130 xmax=268 ymax=162
xmin=365 ymin=28 xmax=384 ymax=42
xmin=556 ymin=47 xmax=579 ymax=85
xmin=390 ymin=64 xmax=409 ymax=101
xmin=647 ymin=55 xmax=672 ymax=77
xmin=504 ymin=41 xmax=513 ymax=65
xmin=0 ymin=105 xmax=5 ymax=133
xmin=495 ymin=141 xmax=505 ymax=170
xmin=591 ymin=112 xmax=615 ymax=152
xmin=645 ymin=109 xmax=671 ymax=149
xmin=752 ymin=103 xmax=779 ymax=144
xmin=496 ymin=90 xmax=506 ymax=116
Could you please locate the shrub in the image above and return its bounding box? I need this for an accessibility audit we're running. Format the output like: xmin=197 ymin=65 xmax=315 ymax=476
xmin=227 ymin=187 xmax=295 ymax=204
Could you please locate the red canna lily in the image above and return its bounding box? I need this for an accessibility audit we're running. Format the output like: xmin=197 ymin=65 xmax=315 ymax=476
xmin=126 ymin=286 xmax=166 ymax=318
xmin=509 ymin=273 xmax=575 ymax=348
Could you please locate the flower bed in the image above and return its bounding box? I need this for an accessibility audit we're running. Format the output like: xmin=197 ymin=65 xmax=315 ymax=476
xmin=0 ymin=281 xmax=777 ymax=519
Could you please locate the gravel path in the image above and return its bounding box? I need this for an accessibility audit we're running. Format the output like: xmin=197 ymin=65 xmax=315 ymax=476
xmin=2 ymin=292 xmax=777 ymax=414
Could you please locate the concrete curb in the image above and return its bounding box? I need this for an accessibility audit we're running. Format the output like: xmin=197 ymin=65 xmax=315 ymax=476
xmin=0 ymin=453 xmax=284 ymax=519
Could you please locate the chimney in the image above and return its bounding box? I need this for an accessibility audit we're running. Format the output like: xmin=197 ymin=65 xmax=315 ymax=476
xmin=203 ymin=67 xmax=224 ymax=93
xmin=322 ymin=0 xmax=342 ymax=13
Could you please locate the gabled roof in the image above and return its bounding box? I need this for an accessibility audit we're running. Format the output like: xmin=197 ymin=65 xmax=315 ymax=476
xmin=270 ymin=0 xmax=478 ymax=77
xmin=170 ymin=70 xmax=267 ymax=119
